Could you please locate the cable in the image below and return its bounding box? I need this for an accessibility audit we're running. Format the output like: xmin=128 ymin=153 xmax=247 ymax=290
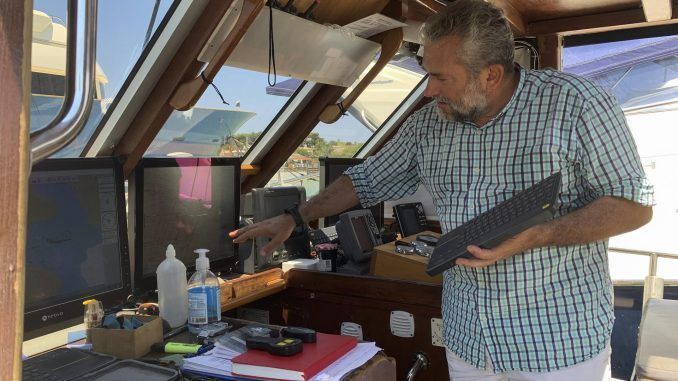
xmin=200 ymin=72 xmax=229 ymax=106
xmin=267 ymin=2 xmax=278 ymax=86
xmin=337 ymin=101 xmax=348 ymax=115
xmin=514 ymin=40 xmax=540 ymax=69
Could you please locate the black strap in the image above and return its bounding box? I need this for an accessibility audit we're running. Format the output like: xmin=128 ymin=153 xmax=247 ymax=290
xmin=337 ymin=101 xmax=348 ymax=115
xmin=283 ymin=204 xmax=304 ymax=228
xmin=201 ymin=72 xmax=229 ymax=105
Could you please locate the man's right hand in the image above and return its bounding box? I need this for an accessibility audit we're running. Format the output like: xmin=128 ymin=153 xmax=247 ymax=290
xmin=228 ymin=214 xmax=296 ymax=257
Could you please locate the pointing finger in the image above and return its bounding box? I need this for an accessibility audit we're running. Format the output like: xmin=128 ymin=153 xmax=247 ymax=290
xmin=232 ymin=227 xmax=258 ymax=243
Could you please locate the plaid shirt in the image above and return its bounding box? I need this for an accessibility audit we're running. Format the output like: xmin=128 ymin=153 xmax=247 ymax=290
xmin=345 ymin=67 xmax=654 ymax=372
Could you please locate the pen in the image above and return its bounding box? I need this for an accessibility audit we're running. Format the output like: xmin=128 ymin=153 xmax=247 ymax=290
xmin=196 ymin=344 xmax=214 ymax=355
xmin=183 ymin=344 xmax=215 ymax=358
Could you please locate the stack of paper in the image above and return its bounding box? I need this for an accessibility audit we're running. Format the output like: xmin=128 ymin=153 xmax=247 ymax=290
xmin=310 ymin=342 xmax=381 ymax=381
xmin=182 ymin=341 xmax=243 ymax=378
xmin=213 ymin=343 xmax=244 ymax=360
xmin=182 ymin=351 xmax=234 ymax=378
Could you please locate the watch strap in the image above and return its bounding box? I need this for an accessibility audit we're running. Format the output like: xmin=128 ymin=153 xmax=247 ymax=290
xmin=284 ymin=204 xmax=304 ymax=228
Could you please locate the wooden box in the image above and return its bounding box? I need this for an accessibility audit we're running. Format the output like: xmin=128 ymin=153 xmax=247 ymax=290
xmin=370 ymin=231 xmax=443 ymax=284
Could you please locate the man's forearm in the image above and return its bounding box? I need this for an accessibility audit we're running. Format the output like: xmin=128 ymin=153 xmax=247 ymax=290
xmin=299 ymin=175 xmax=361 ymax=222
xmin=532 ymin=196 xmax=652 ymax=249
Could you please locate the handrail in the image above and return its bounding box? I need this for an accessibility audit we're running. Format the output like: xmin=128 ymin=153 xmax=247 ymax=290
xmin=609 ymin=247 xmax=678 ymax=260
xmin=406 ymin=351 xmax=430 ymax=381
xmin=30 ymin=0 xmax=97 ymax=164
xmin=610 ymin=246 xmax=678 ymax=281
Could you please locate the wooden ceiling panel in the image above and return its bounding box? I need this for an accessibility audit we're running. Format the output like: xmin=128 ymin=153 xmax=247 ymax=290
xmin=508 ymin=0 xmax=640 ymax=22
xmin=403 ymin=0 xmax=447 ymax=22
xmin=528 ymin=5 xmax=678 ymax=35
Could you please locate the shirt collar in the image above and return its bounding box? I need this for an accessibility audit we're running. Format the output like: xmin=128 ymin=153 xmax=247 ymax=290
xmin=493 ymin=65 xmax=525 ymax=120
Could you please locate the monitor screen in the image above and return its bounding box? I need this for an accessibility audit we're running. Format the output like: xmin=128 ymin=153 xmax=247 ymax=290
xmin=351 ymin=215 xmax=374 ymax=252
xmin=400 ymin=207 xmax=423 ymax=236
xmin=253 ymin=187 xmax=306 ymax=221
xmin=250 ymin=187 xmax=308 ymax=265
xmin=25 ymin=158 xmax=131 ymax=339
xmin=319 ymin=157 xmax=384 ymax=229
xmin=131 ymin=158 xmax=240 ymax=290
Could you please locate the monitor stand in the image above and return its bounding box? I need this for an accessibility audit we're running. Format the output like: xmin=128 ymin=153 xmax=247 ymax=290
xmin=337 ymin=261 xmax=370 ymax=275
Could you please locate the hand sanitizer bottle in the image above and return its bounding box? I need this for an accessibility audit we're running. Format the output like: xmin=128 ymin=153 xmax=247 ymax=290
xmin=187 ymin=248 xmax=221 ymax=334
xmin=156 ymin=244 xmax=188 ymax=328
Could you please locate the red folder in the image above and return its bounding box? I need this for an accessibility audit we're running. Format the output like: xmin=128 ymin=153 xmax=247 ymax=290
xmin=231 ymin=333 xmax=357 ymax=381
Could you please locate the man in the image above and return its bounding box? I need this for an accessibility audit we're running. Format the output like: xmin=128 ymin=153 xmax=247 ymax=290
xmin=230 ymin=0 xmax=654 ymax=379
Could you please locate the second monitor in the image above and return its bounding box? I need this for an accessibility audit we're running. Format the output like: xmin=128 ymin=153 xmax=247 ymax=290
xmin=238 ymin=186 xmax=311 ymax=274
xmin=129 ymin=157 xmax=240 ymax=292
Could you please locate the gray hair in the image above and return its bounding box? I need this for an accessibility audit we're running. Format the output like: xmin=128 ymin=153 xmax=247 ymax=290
xmin=421 ymin=0 xmax=514 ymax=75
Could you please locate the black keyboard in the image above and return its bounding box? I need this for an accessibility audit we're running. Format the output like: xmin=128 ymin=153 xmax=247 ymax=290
xmin=426 ymin=172 xmax=562 ymax=275
xmin=22 ymin=348 xmax=116 ymax=381
xmin=309 ymin=226 xmax=338 ymax=246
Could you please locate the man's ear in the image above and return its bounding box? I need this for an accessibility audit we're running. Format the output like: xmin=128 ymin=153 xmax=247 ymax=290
xmin=481 ymin=64 xmax=505 ymax=92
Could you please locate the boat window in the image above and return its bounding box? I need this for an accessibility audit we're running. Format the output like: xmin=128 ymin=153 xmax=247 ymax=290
xmin=31 ymin=73 xmax=66 ymax=97
xmin=144 ymin=67 xmax=301 ymax=158
xmin=30 ymin=0 xmax=177 ymax=158
xmin=265 ymin=55 xmax=426 ymax=196
xmin=563 ymin=35 xmax=678 ymax=281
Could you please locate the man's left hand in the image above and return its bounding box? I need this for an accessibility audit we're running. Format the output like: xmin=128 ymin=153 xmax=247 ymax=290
xmin=455 ymin=226 xmax=545 ymax=268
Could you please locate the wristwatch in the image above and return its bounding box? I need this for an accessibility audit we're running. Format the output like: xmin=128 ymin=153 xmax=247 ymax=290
xmin=283 ymin=204 xmax=304 ymax=228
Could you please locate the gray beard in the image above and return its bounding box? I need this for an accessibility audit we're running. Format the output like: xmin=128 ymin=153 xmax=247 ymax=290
xmin=436 ymin=105 xmax=484 ymax=123
xmin=435 ymin=80 xmax=488 ymax=123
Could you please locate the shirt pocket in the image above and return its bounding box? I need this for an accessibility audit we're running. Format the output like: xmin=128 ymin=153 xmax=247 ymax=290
xmin=505 ymin=140 xmax=574 ymax=186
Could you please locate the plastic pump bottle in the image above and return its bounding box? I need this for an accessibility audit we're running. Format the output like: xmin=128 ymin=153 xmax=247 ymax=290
xmin=156 ymin=244 xmax=188 ymax=328
xmin=187 ymin=248 xmax=221 ymax=334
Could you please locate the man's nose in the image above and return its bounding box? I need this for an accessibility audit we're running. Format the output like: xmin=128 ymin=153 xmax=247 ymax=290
xmin=423 ymin=77 xmax=437 ymax=98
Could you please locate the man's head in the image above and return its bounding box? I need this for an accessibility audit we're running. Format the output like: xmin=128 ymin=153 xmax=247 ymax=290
xmin=420 ymin=0 xmax=515 ymax=122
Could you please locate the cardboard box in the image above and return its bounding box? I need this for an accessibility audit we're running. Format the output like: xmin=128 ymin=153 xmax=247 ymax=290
xmin=89 ymin=315 xmax=163 ymax=359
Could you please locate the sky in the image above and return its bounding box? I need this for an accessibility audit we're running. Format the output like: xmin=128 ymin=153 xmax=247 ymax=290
xmin=33 ymin=0 xmax=374 ymax=144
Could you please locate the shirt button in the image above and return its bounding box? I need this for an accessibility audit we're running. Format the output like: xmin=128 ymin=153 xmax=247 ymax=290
xmin=473 ymin=168 xmax=480 ymax=174
xmin=479 ymin=315 xmax=487 ymax=322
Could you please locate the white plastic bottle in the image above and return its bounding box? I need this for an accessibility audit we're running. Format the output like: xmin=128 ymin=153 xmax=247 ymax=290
xmin=187 ymin=248 xmax=221 ymax=334
xmin=156 ymin=244 xmax=188 ymax=328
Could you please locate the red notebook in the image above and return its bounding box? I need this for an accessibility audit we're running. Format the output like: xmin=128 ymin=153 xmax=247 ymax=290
xmin=231 ymin=333 xmax=357 ymax=381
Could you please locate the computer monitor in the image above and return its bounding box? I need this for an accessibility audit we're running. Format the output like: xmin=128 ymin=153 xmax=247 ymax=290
xmin=319 ymin=157 xmax=384 ymax=229
xmin=238 ymin=186 xmax=309 ymax=273
xmin=24 ymin=158 xmax=131 ymax=340
xmin=129 ymin=157 xmax=240 ymax=291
